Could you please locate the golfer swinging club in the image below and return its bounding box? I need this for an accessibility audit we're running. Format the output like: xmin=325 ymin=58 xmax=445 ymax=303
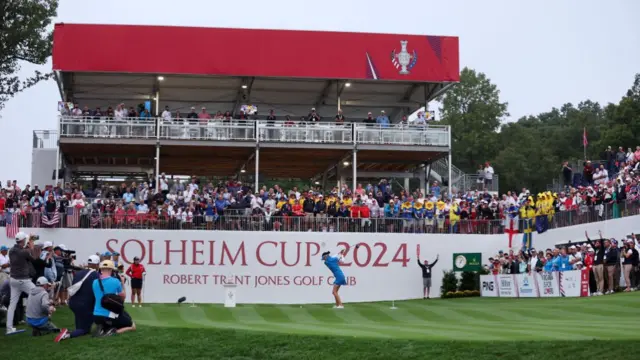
xmin=322 ymin=244 xmax=358 ymax=309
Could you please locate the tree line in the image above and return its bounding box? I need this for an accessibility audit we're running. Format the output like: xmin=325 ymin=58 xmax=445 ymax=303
xmin=439 ymin=67 xmax=640 ymax=193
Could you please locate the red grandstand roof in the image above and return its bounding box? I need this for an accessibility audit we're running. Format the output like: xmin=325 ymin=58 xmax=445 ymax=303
xmin=52 ymin=23 xmax=459 ymax=83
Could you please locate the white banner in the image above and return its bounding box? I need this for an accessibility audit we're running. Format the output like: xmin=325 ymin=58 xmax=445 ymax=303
xmin=481 ymin=270 xmax=586 ymax=298
xmin=516 ymin=272 xmax=539 ymax=298
xmin=560 ymin=269 xmax=589 ymax=297
xmin=497 ymin=275 xmax=516 ymax=297
xmin=536 ymin=271 xmax=560 ymax=297
xmin=480 ymin=275 xmax=498 ymax=297
xmin=4 ymin=215 xmax=635 ymax=304
xmin=2 ymin=229 xmax=517 ymax=304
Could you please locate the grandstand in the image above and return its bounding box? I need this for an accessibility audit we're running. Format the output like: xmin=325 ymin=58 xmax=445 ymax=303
xmin=40 ymin=23 xmax=462 ymax=196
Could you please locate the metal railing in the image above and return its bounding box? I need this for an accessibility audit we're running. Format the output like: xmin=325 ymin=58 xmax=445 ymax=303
xmin=354 ymin=124 xmax=450 ymax=146
xmin=159 ymin=120 xmax=255 ymax=141
xmin=258 ymin=122 xmax=353 ymax=144
xmin=58 ymin=117 xmax=451 ymax=147
xmin=33 ymin=130 xmax=59 ymax=149
xmin=59 ymin=117 xmax=157 ymax=139
xmin=4 ymin=201 xmax=638 ymax=234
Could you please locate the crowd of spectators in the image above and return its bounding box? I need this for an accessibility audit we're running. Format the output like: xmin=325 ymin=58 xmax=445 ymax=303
xmin=61 ymin=103 xmax=435 ymax=128
xmin=486 ymin=231 xmax=640 ymax=295
xmin=2 ymin=162 xmax=639 ymax=233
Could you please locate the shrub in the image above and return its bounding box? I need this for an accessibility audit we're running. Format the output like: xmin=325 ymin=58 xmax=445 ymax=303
xmin=459 ymin=271 xmax=479 ymax=291
xmin=440 ymin=270 xmax=459 ymax=298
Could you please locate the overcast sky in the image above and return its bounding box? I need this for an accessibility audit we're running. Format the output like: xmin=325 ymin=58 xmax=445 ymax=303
xmin=1 ymin=0 xmax=638 ymax=185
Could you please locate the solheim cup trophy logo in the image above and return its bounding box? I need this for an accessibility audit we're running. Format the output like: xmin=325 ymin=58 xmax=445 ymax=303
xmin=391 ymin=40 xmax=418 ymax=75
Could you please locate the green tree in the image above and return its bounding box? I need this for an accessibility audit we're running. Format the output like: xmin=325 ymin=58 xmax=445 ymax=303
xmin=0 ymin=0 xmax=58 ymax=111
xmin=598 ymin=74 xmax=640 ymax=151
xmin=439 ymin=67 xmax=509 ymax=172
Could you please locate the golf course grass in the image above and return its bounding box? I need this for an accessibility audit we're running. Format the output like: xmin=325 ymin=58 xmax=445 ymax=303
xmin=4 ymin=293 xmax=640 ymax=359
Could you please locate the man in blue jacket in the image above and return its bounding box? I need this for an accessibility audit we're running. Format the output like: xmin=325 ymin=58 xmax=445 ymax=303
xmin=55 ymin=255 xmax=101 ymax=342
xmin=555 ymin=247 xmax=572 ymax=272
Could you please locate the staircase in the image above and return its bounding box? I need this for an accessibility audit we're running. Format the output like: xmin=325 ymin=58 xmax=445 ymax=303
xmin=430 ymin=158 xmax=499 ymax=194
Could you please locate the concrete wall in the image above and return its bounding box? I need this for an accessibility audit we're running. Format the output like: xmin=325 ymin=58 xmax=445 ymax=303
xmin=31 ymin=148 xmax=57 ymax=187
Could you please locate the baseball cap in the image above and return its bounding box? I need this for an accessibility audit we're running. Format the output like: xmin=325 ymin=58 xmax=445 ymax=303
xmin=15 ymin=232 xmax=27 ymax=241
xmin=103 ymin=251 xmax=112 ymax=257
xmin=133 ymin=256 xmax=140 ymax=261
xmin=36 ymin=277 xmax=50 ymax=286
xmin=87 ymin=255 xmax=100 ymax=265
xmin=58 ymin=244 xmax=68 ymax=251
xmin=43 ymin=241 xmax=53 ymax=249
xmin=0 ymin=245 xmax=8 ymax=251
xmin=99 ymin=260 xmax=116 ymax=270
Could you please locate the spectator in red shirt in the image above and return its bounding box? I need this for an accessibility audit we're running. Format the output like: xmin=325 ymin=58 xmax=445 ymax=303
xmin=583 ymin=161 xmax=594 ymax=185
xmin=125 ymin=257 xmax=146 ymax=307
xmin=0 ymin=193 xmax=5 ymax=214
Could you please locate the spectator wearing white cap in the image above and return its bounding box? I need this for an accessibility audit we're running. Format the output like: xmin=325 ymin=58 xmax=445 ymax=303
xmin=26 ymin=276 xmax=60 ymax=336
xmin=56 ymin=254 xmax=101 ymax=342
xmin=41 ymin=241 xmax=57 ymax=284
xmin=307 ymin=107 xmax=320 ymax=123
xmin=6 ymin=232 xmax=36 ymax=335
xmin=376 ymin=110 xmax=390 ymax=128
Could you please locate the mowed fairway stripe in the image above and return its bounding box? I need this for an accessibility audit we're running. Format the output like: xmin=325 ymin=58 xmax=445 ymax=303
xmin=138 ymin=294 xmax=640 ymax=340
xmin=232 ymin=305 xmax=391 ymax=338
xmin=129 ymin=306 xmax=171 ymax=327
xmin=360 ymin=303 xmax=568 ymax=340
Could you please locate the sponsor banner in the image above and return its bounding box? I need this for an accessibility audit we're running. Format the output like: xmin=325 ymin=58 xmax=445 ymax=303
xmin=482 ymin=270 xmax=586 ymax=298
xmin=452 ymin=253 xmax=482 ymax=272
xmin=1 ymin=228 xmax=520 ymax=304
xmin=497 ymin=275 xmax=516 ymax=297
xmin=3 ymin=215 xmax=631 ymax=303
xmin=580 ymin=269 xmax=590 ymax=297
xmin=516 ymin=272 xmax=538 ymax=298
xmin=480 ymin=275 xmax=498 ymax=297
xmin=561 ymin=270 xmax=589 ymax=297
xmin=536 ymin=271 xmax=560 ymax=297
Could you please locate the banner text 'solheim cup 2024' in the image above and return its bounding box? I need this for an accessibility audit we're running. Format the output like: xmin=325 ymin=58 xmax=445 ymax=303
xmin=4 ymin=216 xmax=638 ymax=304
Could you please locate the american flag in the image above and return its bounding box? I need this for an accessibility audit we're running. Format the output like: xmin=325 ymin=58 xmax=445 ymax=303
xmin=31 ymin=211 xmax=41 ymax=228
xmin=583 ymin=127 xmax=588 ymax=147
xmin=5 ymin=212 xmax=20 ymax=239
xmin=66 ymin=207 xmax=80 ymax=228
xmin=42 ymin=212 xmax=60 ymax=227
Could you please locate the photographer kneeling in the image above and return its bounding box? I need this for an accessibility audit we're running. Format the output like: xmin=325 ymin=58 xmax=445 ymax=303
xmin=92 ymin=260 xmax=135 ymax=336
xmin=55 ymin=255 xmax=101 ymax=342
xmin=26 ymin=277 xmax=60 ymax=336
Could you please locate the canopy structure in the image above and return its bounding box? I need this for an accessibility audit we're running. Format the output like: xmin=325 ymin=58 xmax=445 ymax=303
xmin=53 ymin=23 xmax=459 ymax=120
xmin=49 ymin=23 xmax=460 ymax=195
